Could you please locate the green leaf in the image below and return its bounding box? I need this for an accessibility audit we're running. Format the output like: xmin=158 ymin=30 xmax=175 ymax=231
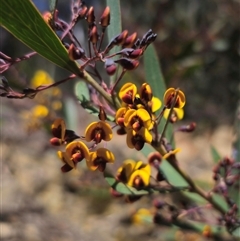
xmin=75 ymin=81 xmax=115 ymax=122
xmin=141 ymin=145 xmax=189 ymax=188
xmin=49 ymin=0 xmax=58 ymax=13
xmin=144 ymin=44 xmax=174 ymax=144
xmin=232 ymin=227 xmax=240 ymax=238
xmin=106 ymin=0 xmax=122 ymax=55
xmin=211 ymin=193 xmax=229 ymax=213
xmin=211 ymin=145 xmax=221 ymax=164
xmin=0 ymin=0 xmax=80 ymax=75
xmin=159 ymin=160 xmax=189 ymax=187
xmin=75 ymin=81 xmax=90 ymax=102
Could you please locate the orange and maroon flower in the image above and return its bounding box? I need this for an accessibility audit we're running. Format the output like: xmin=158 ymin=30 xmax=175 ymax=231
xmin=124 ymin=109 xmax=153 ymax=131
xmin=85 ymin=121 xmax=112 ymax=143
xmin=119 ymin=83 xmax=137 ymax=104
xmin=50 ymin=118 xmax=79 ymax=145
xmin=58 ymin=141 xmax=90 ymax=172
xmin=126 ymin=127 xmax=152 ymax=150
xmin=87 ymin=148 xmax=115 ymax=172
xmin=163 ymin=88 xmax=185 ymax=109
xmin=116 ymin=160 xmax=151 ymax=189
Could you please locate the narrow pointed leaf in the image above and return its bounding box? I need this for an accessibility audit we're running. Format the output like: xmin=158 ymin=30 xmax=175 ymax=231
xmin=49 ymin=0 xmax=58 ymax=13
xmin=141 ymin=145 xmax=189 ymax=188
xmin=0 ymin=0 xmax=81 ymax=75
xmin=106 ymin=0 xmax=122 ymax=54
xmin=211 ymin=145 xmax=221 ymax=164
xmin=144 ymin=44 xmax=173 ymax=144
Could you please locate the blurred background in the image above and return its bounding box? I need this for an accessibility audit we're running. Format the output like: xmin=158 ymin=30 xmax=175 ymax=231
xmin=1 ymin=0 xmax=239 ymax=240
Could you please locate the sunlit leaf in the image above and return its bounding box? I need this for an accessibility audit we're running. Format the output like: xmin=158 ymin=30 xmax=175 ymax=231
xmin=211 ymin=193 xmax=228 ymax=213
xmin=0 ymin=0 xmax=80 ymax=75
xmin=144 ymin=44 xmax=174 ymax=144
xmin=141 ymin=145 xmax=189 ymax=188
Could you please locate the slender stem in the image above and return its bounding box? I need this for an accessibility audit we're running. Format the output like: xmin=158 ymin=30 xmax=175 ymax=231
xmin=168 ymin=155 xmax=226 ymax=215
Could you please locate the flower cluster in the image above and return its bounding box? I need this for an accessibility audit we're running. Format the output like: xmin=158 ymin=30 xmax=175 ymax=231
xmin=116 ymin=82 xmax=162 ymax=150
xmin=50 ymin=116 xmax=115 ymax=173
xmin=115 ymin=83 xmax=186 ymax=150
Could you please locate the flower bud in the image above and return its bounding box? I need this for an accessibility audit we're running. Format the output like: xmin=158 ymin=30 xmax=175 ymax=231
xmin=114 ymin=58 xmax=139 ymax=70
xmin=89 ymin=25 xmax=98 ymax=44
xmin=77 ymin=5 xmax=88 ymax=19
xmin=116 ymin=127 xmax=126 ymax=135
xmin=156 ymin=171 xmax=165 ymax=182
xmin=153 ymin=199 xmax=165 ymax=209
xmin=98 ymin=106 xmax=107 ymax=121
xmin=140 ymin=83 xmax=153 ymax=102
xmin=99 ymin=6 xmax=110 ymax=28
xmin=86 ymin=6 xmax=95 ymax=25
xmin=105 ymin=30 xmax=128 ymax=53
xmin=50 ymin=137 xmax=62 ymax=146
xmin=148 ymin=152 xmax=162 ymax=167
xmin=128 ymin=49 xmax=143 ymax=59
xmin=68 ymin=44 xmax=85 ymax=61
xmin=177 ymin=122 xmax=196 ymax=132
xmin=123 ymin=32 xmax=137 ymax=48
xmin=104 ymin=58 xmax=117 ymax=75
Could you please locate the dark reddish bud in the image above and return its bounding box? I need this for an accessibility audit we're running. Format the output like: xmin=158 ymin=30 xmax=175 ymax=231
xmin=77 ymin=5 xmax=88 ymax=19
xmin=114 ymin=30 xmax=128 ymax=45
xmin=104 ymin=59 xmax=117 ymax=75
xmin=98 ymin=106 xmax=107 ymax=121
xmin=114 ymin=58 xmax=139 ymax=70
xmin=61 ymin=163 xmax=73 ymax=173
xmin=125 ymin=195 xmax=142 ymax=203
xmin=99 ymin=6 xmax=110 ymax=28
xmin=97 ymin=162 xmax=106 ymax=172
xmin=134 ymin=140 xmax=145 ymax=151
xmin=123 ymin=32 xmax=137 ymax=48
xmin=153 ymin=199 xmax=166 ymax=209
xmin=140 ymin=29 xmax=157 ymax=48
xmin=105 ymin=30 xmax=128 ymax=53
xmin=212 ymin=164 xmax=220 ymax=173
xmin=177 ymin=122 xmax=196 ymax=133
xmin=68 ymin=44 xmax=85 ymax=61
xmin=50 ymin=137 xmax=62 ymax=146
xmin=89 ymin=25 xmax=98 ymax=44
xmin=86 ymin=6 xmax=95 ymax=25
xmin=213 ymin=173 xmax=219 ymax=181
xmin=128 ymin=49 xmax=143 ymax=59
xmin=148 ymin=152 xmax=162 ymax=168
xmin=118 ymin=48 xmax=143 ymax=59
xmin=156 ymin=171 xmax=165 ymax=182
xmin=116 ymin=127 xmax=126 ymax=135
